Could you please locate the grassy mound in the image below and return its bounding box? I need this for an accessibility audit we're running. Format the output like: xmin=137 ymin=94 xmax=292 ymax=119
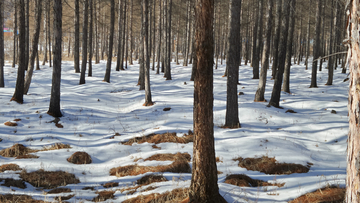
xmin=289 ymin=186 xmax=345 ymax=203
xmin=224 ymin=174 xmax=284 ymax=187
xmin=122 ymin=132 xmax=193 ymax=145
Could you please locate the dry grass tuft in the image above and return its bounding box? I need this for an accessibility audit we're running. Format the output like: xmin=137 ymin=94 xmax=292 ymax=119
xmin=0 ymin=164 xmax=22 ymax=172
xmin=0 ymin=194 xmax=46 ymax=203
xmin=216 ymin=157 xmax=223 ymax=163
xmin=54 ymin=194 xmax=75 ymax=201
xmin=122 ymin=132 xmax=193 ymax=146
xmin=0 ymin=144 xmax=36 ymax=158
xmin=122 ymin=188 xmax=189 ymax=203
xmin=20 ymin=169 xmax=80 ymax=189
xmin=143 ymin=102 xmax=155 ymax=107
xmin=15 ymin=154 xmax=39 ymax=159
xmin=13 ymin=119 xmax=21 ymax=122
xmin=4 ymin=121 xmax=18 ymax=126
xmin=67 ymin=151 xmax=92 ymax=164
xmin=234 ymin=156 xmax=310 ymax=175
xmin=103 ymin=182 xmax=119 ymax=188
xmin=55 ymin=123 xmax=64 ymax=128
xmin=151 ymin=145 xmax=161 ymax=150
xmin=42 ymin=143 xmax=71 ymax=151
xmin=92 ymin=190 xmax=115 ymax=202
xmin=137 ymin=174 xmax=167 ymax=185
xmin=289 ymin=185 xmax=345 ymax=203
xmin=224 ymin=174 xmax=284 ymax=187
xmin=47 ymin=188 xmax=72 ymax=194
xmin=0 ymin=178 xmax=26 ymax=189
xmin=110 ymin=159 xmax=191 ymax=177
xmin=144 ymin=152 xmax=191 ymax=162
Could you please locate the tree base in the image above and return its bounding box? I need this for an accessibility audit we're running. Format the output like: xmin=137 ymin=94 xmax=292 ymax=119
xmin=254 ymin=99 xmax=267 ymax=102
xmin=143 ymin=101 xmax=155 ymax=107
xmin=309 ymin=85 xmax=318 ymax=88
xmin=10 ymin=97 xmax=23 ymax=104
xmin=47 ymin=110 xmax=63 ymax=118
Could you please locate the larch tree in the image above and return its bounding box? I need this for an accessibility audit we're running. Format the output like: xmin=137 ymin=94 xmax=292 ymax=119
xmin=165 ymin=0 xmax=172 ymax=80
xmin=74 ymin=0 xmax=80 ymax=73
xmin=103 ymin=0 xmax=115 ymax=83
xmin=224 ymin=0 xmax=241 ymax=129
xmin=346 ymin=0 xmax=360 ymax=202
xmin=189 ymin=0 xmax=226 ymax=202
xmin=116 ymin=0 xmax=124 ymax=72
xmin=11 ymin=0 xmax=26 ymax=104
xmin=251 ymin=0 xmax=259 ymax=79
xmin=12 ymin=2 xmax=17 ymax=68
xmin=310 ymin=0 xmax=322 ymax=88
xmin=142 ymin=0 xmax=153 ymax=106
xmin=88 ymin=0 xmax=93 ymax=77
xmin=0 ymin=0 xmax=4 ymax=88
xmin=254 ymin=0 xmax=273 ymax=102
xmin=79 ymin=0 xmax=89 ymax=85
xmin=48 ymin=0 xmax=62 ymax=117
xmin=271 ymin=0 xmax=282 ymax=79
xmin=24 ymin=0 xmax=43 ymax=95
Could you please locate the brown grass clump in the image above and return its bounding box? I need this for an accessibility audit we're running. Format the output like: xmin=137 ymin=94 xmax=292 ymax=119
xmin=122 ymin=132 xmax=193 ymax=146
xmin=289 ymin=186 xmax=345 ymax=203
xmin=47 ymin=188 xmax=72 ymax=194
xmin=0 ymin=178 xmax=26 ymax=189
xmin=144 ymin=152 xmax=191 ymax=162
xmin=234 ymin=156 xmax=310 ymax=175
xmin=42 ymin=143 xmax=71 ymax=151
xmin=224 ymin=174 xmax=284 ymax=187
xmin=0 ymin=164 xmax=22 ymax=172
xmin=55 ymin=123 xmax=63 ymax=128
xmin=0 ymin=194 xmax=47 ymax=203
xmin=16 ymin=154 xmax=39 ymax=159
xmin=4 ymin=121 xmax=18 ymax=126
xmin=13 ymin=119 xmax=21 ymax=122
xmin=110 ymin=159 xmax=191 ymax=177
xmin=20 ymin=169 xmax=80 ymax=189
xmin=54 ymin=194 xmax=75 ymax=201
xmin=103 ymin=182 xmax=119 ymax=188
xmin=122 ymin=188 xmax=189 ymax=203
xmin=92 ymin=190 xmax=115 ymax=202
xmin=67 ymin=151 xmax=92 ymax=164
xmin=137 ymin=174 xmax=167 ymax=185
xmin=143 ymin=102 xmax=155 ymax=107
xmin=0 ymin=144 xmax=35 ymax=157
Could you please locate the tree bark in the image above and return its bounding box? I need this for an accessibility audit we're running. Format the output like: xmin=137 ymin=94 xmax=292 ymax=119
xmin=165 ymin=0 xmax=172 ymax=80
xmin=310 ymin=0 xmax=322 ymax=88
xmin=129 ymin=0 xmax=133 ymax=65
xmin=183 ymin=0 xmax=190 ymax=67
xmin=255 ymin=0 xmax=273 ymax=102
xmin=189 ymin=0 xmax=226 ymax=202
xmin=103 ymin=0 xmax=115 ymax=83
xmin=305 ymin=0 xmax=311 ymax=70
xmin=88 ymin=0 xmax=93 ymax=77
xmin=47 ymin=0 xmax=62 ymax=117
xmin=156 ymin=0 xmax=161 ymax=74
xmin=74 ymin=0 xmax=80 ymax=72
xmin=251 ymin=1 xmax=259 ymax=79
xmin=25 ymin=0 xmax=29 ymax=70
xmin=12 ymin=2 xmax=17 ymax=68
xmin=79 ymin=0 xmax=89 ymax=85
xmin=24 ymin=0 xmax=43 ymax=95
xmin=116 ymin=0 xmax=123 ymax=71
xmin=325 ymin=0 xmax=334 ymax=86
xmin=47 ymin=1 xmax=51 ymax=67
xmin=0 ymin=0 xmax=4 ymax=87
xmin=271 ymin=0 xmax=282 ymax=79
xmin=142 ymin=0 xmax=153 ymax=106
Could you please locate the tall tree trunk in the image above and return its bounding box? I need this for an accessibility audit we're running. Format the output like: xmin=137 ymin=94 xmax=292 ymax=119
xmin=0 ymin=0 xmax=4 ymax=87
xmin=25 ymin=0 xmax=29 ymax=70
xmin=255 ymin=0 xmax=273 ymax=102
xmin=120 ymin=0 xmax=127 ymax=70
xmin=189 ymin=0 xmax=226 ymax=201
xmin=305 ymin=0 xmax=311 ymax=70
xmin=253 ymin=0 xmax=264 ymax=79
xmin=251 ymin=1 xmax=259 ymax=79
xmin=74 ymin=0 xmax=80 ymax=72
xmin=271 ymin=0 xmax=282 ymax=79
xmin=268 ymin=0 xmax=291 ymax=108
xmin=151 ymin=0 xmax=156 ymax=70
xmin=88 ymin=0 xmax=93 ymax=77
xmin=129 ymin=0 xmax=133 ymax=65
xmin=142 ymin=0 xmax=153 ymax=106
xmin=95 ymin=0 xmax=100 ymax=64
xmin=165 ymin=0 xmax=172 ymax=80
xmin=310 ymin=0 xmax=322 ymax=88
xmin=12 ymin=2 xmax=17 ymax=68
xmin=224 ymin=0 xmax=241 ymax=129
xmin=11 ymin=0 xmax=26 ymax=103
xmin=47 ymin=1 xmax=51 ymax=67
xmin=80 ymin=0 xmax=89 ymax=85
xmin=48 ymin=0 xmax=62 ymax=117
xmin=183 ymin=0 xmax=190 ymax=67
xmin=175 ymin=14 xmax=180 ymax=65
xmin=116 ymin=0 xmax=123 ymax=71
xmin=325 ymin=0 xmax=335 ymax=86
xmin=156 ymin=0 xmax=161 ymax=74
xmin=282 ymin=0 xmax=296 ymax=93
xmin=103 ymin=0 xmax=115 ymax=83
xmin=24 ymin=0 xmax=43 ymax=95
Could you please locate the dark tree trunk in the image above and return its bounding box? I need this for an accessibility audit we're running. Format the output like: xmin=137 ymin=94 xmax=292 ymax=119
xmin=120 ymin=0 xmax=127 ymax=70
xmin=310 ymin=0 xmax=322 ymax=88
xmin=189 ymin=0 xmax=226 ymax=202
xmin=175 ymin=15 xmax=180 ymax=65
xmin=271 ymin=0 xmax=282 ymax=79
xmin=325 ymin=0 xmax=335 ymax=86
xmin=25 ymin=0 xmax=29 ymax=70
xmin=80 ymin=0 xmax=89 ymax=85
xmin=183 ymin=0 xmax=190 ymax=67
xmin=255 ymin=0 xmax=273 ymax=102
xmin=282 ymin=0 xmax=296 ymax=93
xmin=12 ymin=2 xmax=18 ymax=68
xmin=165 ymin=0 xmax=172 ymax=80
xmin=151 ymin=0 xmax=156 ymax=70
xmin=11 ymin=0 xmax=26 ymax=103
xmin=0 ymin=0 xmax=4 ymax=87
xmin=224 ymin=0 xmax=241 ymax=129
xmin=268 ymin=0 xmax=291 ymax=108
xmin=48 ymin=0 xmax=62 ymax=117
xmin=156 ymin=0 xmax=161 ymax=74
xmin=74 ymin=0 xmax=80 ymax=72
xmin=95 ymin=0 xmax=100 ymax=64
xmin=129 ymin=0 xmax=133 ymax=65
xmin=24 ymin=0 xmax=43 ymax=95
xmin=103 ymin=0 xmax=115 ymax=83
xmin=142 ymin=0 xmax=153 ymax=106
xmin=305 ymin=0 xmax=311 ymax=70
xmin=251 ymin=1 xmax=259 ymax=79
xmin=88 ymin=0 xmax=93 ymax=77
xmin=47 ymin=2 xmax=51 ymax=67
xmin=116 ymin=0 xmax=123 ymax=71
xmin=253 ymin=0 xmax=264 ymax=79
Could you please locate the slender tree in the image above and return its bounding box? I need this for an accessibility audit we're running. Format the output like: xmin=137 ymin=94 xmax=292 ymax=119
xmin=325 ymin=0 xmax=335 ymax=86
xmin=0 ymin=0 xmax=4 ymax=88
xmin=103 ymin=0 xmax=115 ymax=83
xmin=310 ymin=0 xmax=322 ymax=88
xmin=224 ymin=0 xmax=241 ymax=129
xmin=142 ymin=0 xmax=153 ymax=106
xmin=305 ymin=0 xmax=311 ymax=70
xmin=189 ymin=0 xmax=226 ymax=202
xmin=88 ymin=0 xmax=93 ymax=77
xmin=79 ymin=0 xmax=89 ymax=85
xmin=165 ymin=0 xmax=172 ymax=80
xmin=25 ymin=0 xmax=29 ymax=70
xmin=116 ymin=0 xmax=123 ymax=71
xmin=251 ymin=1 xmax=259 ymax=79
xmin=271 ymin=0 xmax=282 ymax=79
xmin=74 ymin=0 xmax=80 ymax=73
xmin=42 ymin=1 xmax=47 ymax=66
xmin=12 ymin=2 xmax=18 ymax=68
xmin=48 ymin=0 xmax=62 ymax=117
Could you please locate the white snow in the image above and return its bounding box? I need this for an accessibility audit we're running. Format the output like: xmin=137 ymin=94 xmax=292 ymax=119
xmin=0 ymin=58 xmax=348 ymax=202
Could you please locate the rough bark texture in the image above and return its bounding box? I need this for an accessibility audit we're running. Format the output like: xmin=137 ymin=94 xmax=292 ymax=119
xmin=74 ymin=0 xmax=80 ymax=73
xmin=224 ymin=0 xmax=241 ymax=129
xmin=310 ymin=0 xmax=322 ymax=88
xmin=0 ymin=0 xmax=4 ymax=87
xmin=24 ymin=0 xmax=43 ymax=94
xmin=11 ymin=0 xmax=26 ymax=104
xmin=88 ymin=0 xmax=93 ymax=77
xmin=325 ymin=0 xmax=335 ymax=86
xmin=189 ymin=0 xmax=226 ymax=202
xmin=142 ymin=0 xmax=153 ymax=106
xmin=305 ymin=0 xmax=311 ymax=70
xmin=156 ymin=0 xmax=161 ymax=74
xmin=271 ymin=0 xmax=282 ymax=79
xmin=251 ymin=1 xmax=259 ymax=79
xmin=268 ymin=0 xmax=290 ymax=108
xmin=48 ymin=0 xmax=62 ymax=117
xmin=165 ymin=0 xmax=172 ymax=80
xmin=79 ymin=0 xmax=89 ymax=85
xmin=346 ymin=0 xmax=360 ymax=202
xmin=103 ymin=0 xmax=115 ymax=83
xmin=12 ymin=3 xmax=17 ymax=68
xmin=254 ymin=0 xmax=273 ymax=102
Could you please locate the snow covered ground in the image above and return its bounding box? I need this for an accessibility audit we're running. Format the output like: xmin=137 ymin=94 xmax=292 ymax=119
xmin=0 ymin=59 xmax=348 ymax=202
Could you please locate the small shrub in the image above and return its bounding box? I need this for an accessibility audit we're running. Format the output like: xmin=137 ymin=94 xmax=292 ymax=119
xmin=92 ymin=190 xmax=115 ymax=202
xmin=122 ymin=132 xmax=193 ymax=145
xmin=0 ymin=164 xmax=22 ymax=172
xmin=144 ymin=152 xmax=191 ymax=162
xmin=224 ymin=174 xmax=284 ymax=187
xmin=289 ymin=185 xmax=345 ymax=203
xmin=122 ymin=188 xmax=189 ymax=203
xmin=67 ymin=151 xmax=92 ymax=164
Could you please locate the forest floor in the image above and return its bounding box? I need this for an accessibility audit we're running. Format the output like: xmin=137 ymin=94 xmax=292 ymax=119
xmin=0 ymin=59 xmax=348 ymax=202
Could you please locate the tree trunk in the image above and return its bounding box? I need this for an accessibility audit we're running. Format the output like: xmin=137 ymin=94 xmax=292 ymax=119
xmin=88 ymin=0 xmax=93 ymax=77
xmin=189 ymin=0 xmax=226 ymax=201
xmin=156 ymin=0 xmax=161 ymax=74
xmin=12 ymin=2 xmax=17 ymax=68
xmin=251 ymin=1 xmax=259 ymax=79
xmin=48 ymin=0 xmax=62 ymax=117
xmin=25 ymin=0 xmax=29 ymax=70
xmin=305 ymin=0 xmax=311 ymax=70
xmin=151 ymin=0 xmax=156 ymax=70
xmin=255 ymin=0 xmax=273 ymax=102
xmin=142 ymin=0 xmax=153 ymax=106
xmin=74 ymin=0 xmax=80 ymax=72
xmin=95 ymin=0 xmax=99 ymax=64
xmin=165 ymin=0 xmax=172 ymax=80
xmin=282 ymin=0 xmax=296 ymax=93
xmin=120 ymin=0 xmax=127 ymax=70
xmin=80 ymin=0 xmax=89 ymax=85
xmin=129 ymin=0 xmax=133 ymax=65
xmin=11 ymin=0 xmax=26 ymax=103
xmin=271 ymin=0 xmax=282 ymax=79
xmin=224 ymin=0 xmax=241 ymax=129
xmin=24 ymin=0 xmax=42 ymax=95
xmin=183 ymin=0 xmax=190 ymax=67
xmin=253 ymin=0 xmax=264 ymax=79
xmin=47 ymin=2 xmax=51 ymax=67
xmin=116 ymin=0 xmax=123 ymax=71
xmin=103 ymin=0 xmax=115 ymax=83
xmin=325 ymin=0 xmax=334 ymax=86
xmin=0 ymin=0 xmax=4 ymax=87
xmin=310 ymin=0 xmax=322 ymax=88
xmin=268 ymin=0 xmax=291 ymax=108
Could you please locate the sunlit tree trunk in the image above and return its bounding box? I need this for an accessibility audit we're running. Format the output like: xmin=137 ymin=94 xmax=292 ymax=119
xmin=74 ymin=0 xmax=80 ymax=72
xmin=79 ymin=0 xmax=89 ymax=85
xmin=103 ymin=0 xmax=115 ymax=83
